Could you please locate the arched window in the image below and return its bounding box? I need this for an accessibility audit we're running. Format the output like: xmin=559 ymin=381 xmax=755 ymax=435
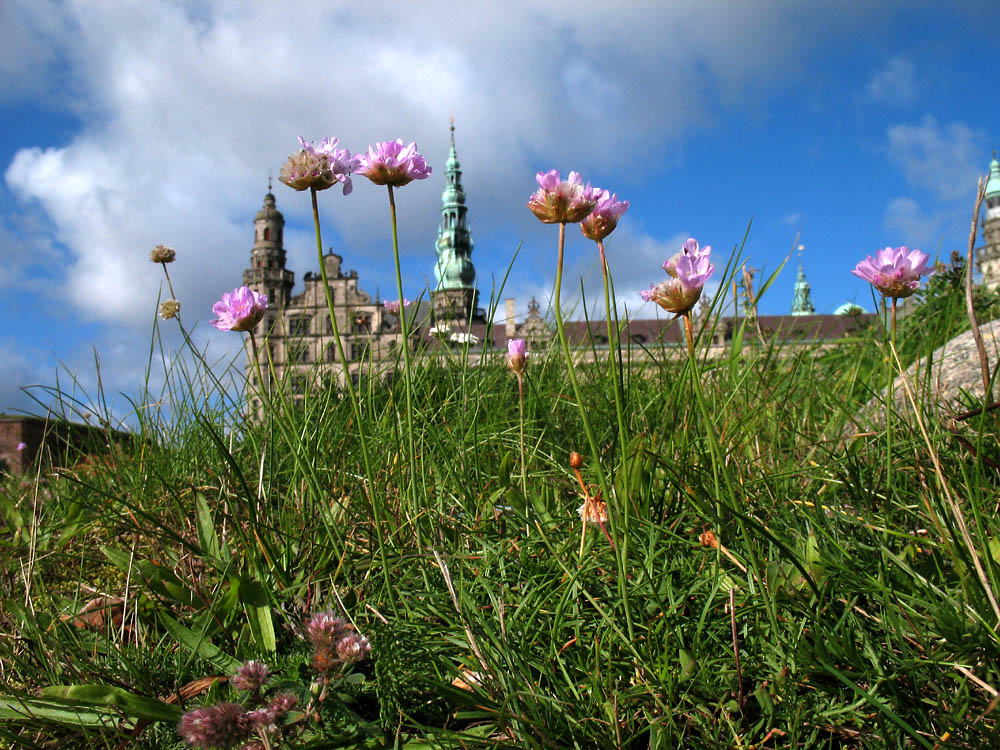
xmin=264 ymin=227 xmax=271 ymax=241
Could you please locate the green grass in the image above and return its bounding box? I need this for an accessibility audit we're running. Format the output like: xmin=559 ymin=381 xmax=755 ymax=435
xmin=3 ymin=251 xmax=1000 ymax=749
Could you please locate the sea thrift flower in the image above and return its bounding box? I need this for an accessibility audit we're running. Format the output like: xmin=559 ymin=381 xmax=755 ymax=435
xmin=280 ymin=136 xmax=361 ymax=194
xmin=851 ymin=246 xmax=932 ymax=299
xmin=149 ymin=244 xmax=176 ymax=263
xmin=506 ymin=338 xmax=527 ymax=375
xmin=177 ymin=702 xmax=250 ymax=749
xmin=641 ymin=238 xmax=715 ymax=315
xmin=211 ymin=287 xmax=269 ymax=332
xmin=159 ymin=299 xmax=181 ymax=319
xmin=581 ymin=191 xmax=629 ymax=241
xmin=231 ymin=660 xmax=270 ymax=692
xmin=383 ymin=298 xmax=410 ymax=314
xmin=16 ymin=442 xmax=26 ymax=451
xmin=527 ymin=170 xmax=601 ymax=224
xmin=336 ymin=633 xmax=371 ymax=665
xmin=355 ymin=139 xmax=432 ymax=187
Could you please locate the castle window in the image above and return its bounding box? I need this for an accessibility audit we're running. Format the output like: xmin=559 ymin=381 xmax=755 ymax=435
xmin=289 ymin=343 xmax=310 ymax=364
xmin=289 ymin=316 xmax=311 ymax=336
xmin=268 ymin=288 xmax=275 ymax=301
xmin=291 ymin=375 xmax=306 ymax=394
xmin=264 ymin=227 xmax=271 ymax=241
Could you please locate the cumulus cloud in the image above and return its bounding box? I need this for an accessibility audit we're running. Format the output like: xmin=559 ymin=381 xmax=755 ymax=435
xmin=867 ymin=57 xmax=917 ymax=106
xmin=3 ymin=0 xmax=889 ymax=328
xmin=886 ymin=116 xmax=983 ymax=201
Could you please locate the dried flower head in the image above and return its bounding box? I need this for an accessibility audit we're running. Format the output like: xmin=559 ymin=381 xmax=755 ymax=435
xmin=641 ymin=238 xmax=714 ymax=315
xmin=699 ymin=530 xmax=719 ymax=549
xmin=211 ymin=286 xmax=269 ymax=332
xmin=280 ymin=137 xmax=361 ymax=194
xmin=383 ymin=298 xmax=411 ymax=315
xmin=336 ymin=633 xmax=371 ymax=665
xmin=356 ymin=139 xmax=432 ymax=187
xmin=506 ymin=338 xmax=527 ymax=375
xmin=150 ymin=244 xmax=176 ymax=263
xmin=177 ymin=702 xmax=250 ymax=749
xmin=527 ymin=170 xmax=601 ymax=224
xmin=581 ymin=191 xmax=629 ymax=241
xmin=577 ymin=497 xmax=609 ymax=527
xmin=231 ymin=660 xmax=270 ymax=692
xmin=569 ymin=451 xmax=583 ymax=470
xmin=159 ymin=299 xmax=181 ymax=319
xmin=851 ymin=246 xmax=932 ymax=299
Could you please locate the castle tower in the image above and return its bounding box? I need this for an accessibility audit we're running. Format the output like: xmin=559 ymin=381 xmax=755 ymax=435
xmin=790 ymin=264 xmax=815 ymax=315
xmin=432 ymin=116 xmax=481 ymax=322
xmin=978 ymin=153 xmax=1000 ymax=291
xmin=242 ymin=189 xmax=294 ymax=308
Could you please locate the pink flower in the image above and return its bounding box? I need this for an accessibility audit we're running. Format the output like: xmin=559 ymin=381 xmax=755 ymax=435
xmin=177 ymin=702 xmax=250 ymax=749
xmin=506 ymin=338 xmax=527 ymax=375
xmin=304 ymin=611 xmax=348 ymax=650
xmin=336 ymin=633 xmax=371 ymax=665
xmin=211 ymin=286 xmax=269 ymax=332
xmin=355 ymin=139 xmax=432 ymax=187
xmin=16 ymin=442 xmax=26 ymax=451
xmin=527 ymin=170 xmax=601 ymax=224
xmin=581 ymin=191 xmax=629 ymax=241
xmin=383 ymin=298 xmax=411 ymax=315
xmin=279 ymin=136 xmax=361 ymax=194
xmin=231 ymin=660 xmax=269 ymax=692
xmin=640 ymin=238 xmax=714 ymax=315
xmin=851 ymin=246 xmax=932 ymax=299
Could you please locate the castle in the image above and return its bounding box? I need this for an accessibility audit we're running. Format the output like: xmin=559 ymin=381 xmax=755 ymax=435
xmin=238 ymin=127 xmax=1000 ymax=393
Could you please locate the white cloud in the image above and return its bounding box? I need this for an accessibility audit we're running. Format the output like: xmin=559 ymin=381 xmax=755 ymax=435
xmin=867 ymin=57 xmax=917 ymax=106
xmin=2 ymin=0 xmax=896 ymax=335
xmin=886 ymin=116 xmax=983 ymax=201
xmin=882 ymin=196 xmax=945 ymax=251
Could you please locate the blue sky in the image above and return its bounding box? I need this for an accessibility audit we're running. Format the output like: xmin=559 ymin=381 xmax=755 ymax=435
xmin=1 ymin=1 xmax=997 ymax=415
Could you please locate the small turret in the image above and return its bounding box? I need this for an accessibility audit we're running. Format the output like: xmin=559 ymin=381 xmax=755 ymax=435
xmin=977 ymin=153 xmax=1000 ymax=291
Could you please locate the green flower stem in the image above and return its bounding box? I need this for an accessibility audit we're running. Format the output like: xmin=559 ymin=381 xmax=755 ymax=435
xmin=387 ymin=185 xmax=419 ymax=518
xmin=552 ymin=222 xmax=633 ymax=641
xmin=518 ymin=372 xmax=527 ymax=500
xmin=310 ymin=187 xmax=394 ymax=610
xmin=887 ymin=296 xmax=897 ymax=493
xmin=597 ymin=239 xmax=629 ymax=474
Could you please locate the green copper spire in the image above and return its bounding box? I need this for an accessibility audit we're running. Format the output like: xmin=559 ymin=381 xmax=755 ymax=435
xmin=986 ymin=151 xmax=1000 ymax=200
xmin=434 ymin=116 xmax=476 ymax=291
xmin=791 ymin=264 xmax=815 ymax=316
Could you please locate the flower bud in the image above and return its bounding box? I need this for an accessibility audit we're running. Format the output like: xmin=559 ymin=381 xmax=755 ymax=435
xmin=569 ymin=451 xmax=583 ymax=470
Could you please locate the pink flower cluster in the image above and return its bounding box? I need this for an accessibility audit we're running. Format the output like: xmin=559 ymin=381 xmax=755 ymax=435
xmin=851 ymin=246 xmax=932 ymax=299
xmin=304 ymin=611 xmax=371 ymax=678
xmin=581 ymin=190 xmax=629 ymax=241
xmin=527 ymin=170 xmax=603 ymax=224
xmin=211 ymin=286 xmax=269 ymax=332
xmin=355 ymin=139 xmax=432 ymax=187
xmin=280 ymin=137 xmax=362 ymax=194
xmin=383 ymin=298 xmax=411 ymax=315
xmin=640 ymin=238 xmax=715 ymax=315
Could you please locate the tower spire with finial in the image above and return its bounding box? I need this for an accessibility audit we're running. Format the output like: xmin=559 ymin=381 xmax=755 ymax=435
xmin=791 ymin=244 xmax=816 ymax=316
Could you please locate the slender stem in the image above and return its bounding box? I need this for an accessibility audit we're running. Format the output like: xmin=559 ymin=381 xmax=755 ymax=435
xmin=887 ymin=296 xmax=896 ymax=493
xmin=160 ymin=263 xmax=178 ymax=301
xmin=387 ymin=185 xmax=419 ymax=518
xmin=310 ymin=187 xmax=393 ymax=610
xmin=683 ymin=313 xmax=695 ymax=361
xmin=552 ymin=222 xmax=633 ymax=640
xmin=518 ymin=373 xmax=527 ymax=500
xmin=598 ymin=239 xmax=629 ymax=472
